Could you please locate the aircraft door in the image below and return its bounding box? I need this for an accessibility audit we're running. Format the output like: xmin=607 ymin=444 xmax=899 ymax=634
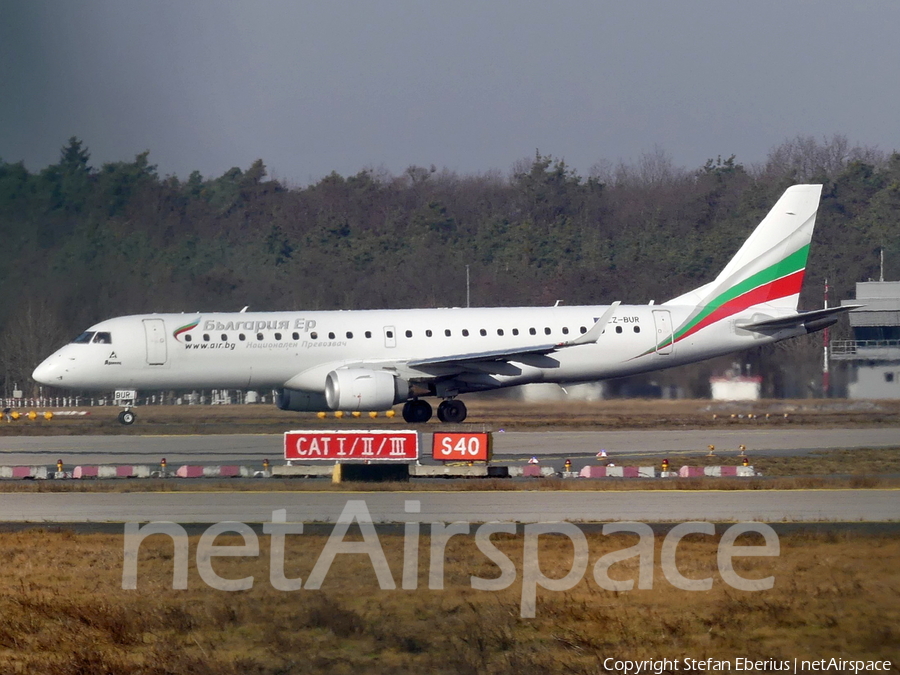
xmin=383 ymin=326 xmax=397 ymax=348
xmin=143 ymin=319 xmax=168 ymax=365
xmin=652 ymin=310 xmax=674 ymax=355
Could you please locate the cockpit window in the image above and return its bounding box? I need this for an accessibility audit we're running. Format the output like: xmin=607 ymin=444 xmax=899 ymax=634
xmin=72 ymin=332 xmax=95 ymax=344
xmin=92 ymin=332 xmax=112 ymax=344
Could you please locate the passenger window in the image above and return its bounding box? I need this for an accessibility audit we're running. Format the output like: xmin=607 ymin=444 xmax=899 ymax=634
xmin=580 ymin=326 xmax=587 ymax=334
xmin=365 ymin=331 xmax=372 ymax=338
xmin=529 ymin=328 xmax=536 ymax=336
xmin=274 ymin=333 xmax=282 ymax=341
xmin=445 ymin=329 xmax=451 ymax=337
xmin=480 ymin=329 xmax=487 ymax=336
xmin=386 ymin=331 xmax=393 ymax=338
xmin=462 ymin=329 xmax=469 ymax=337
xmin=616 ymin=326 xmax=623 ymax=334
xmin=512 ymin=328 xmax=519 ymax=336
xmin=73 ymin=332 xmax=95 ymax=344
xmin=311 ymin=332 xmax=318 ymax=339
xmin=257 ymin=333 xmax=264 ymax=340
xmin=292 ymin=332 xmax=299 ymax=340
xmin=634 ymin=326 xmax=641 ymax=333
xmin=497 ymin=329 xmax=504 ymax=336
xmin=544 ymin=327 xmax=551 ymax=335
xmin=92 ymin=332 xmax=112 ymax=344
xmin=405 ymin=330 xmax=412 ymax=338
xmin=203 ymin=334 xmax=210 ymax=342
xmin=185 ymin=334 xmax=193 ymax=343
xmin=562 ymin=327 xmax=569 ymax=335
xmin=426 ymin=330 xmax=433 ymax=337
xmin=221 ymin=333 xmax=228 ymax=341
xmin=239 ymin=334 xmax=246 ymax=341
xmin=346 ymin=332 xmax=353 ymax=339
xmin=328 ymin=332 xmax=335 ymax=339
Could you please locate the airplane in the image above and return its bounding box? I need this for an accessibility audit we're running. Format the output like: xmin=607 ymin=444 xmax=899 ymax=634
xmin=33 ymin=184 xmax=857 ymax=425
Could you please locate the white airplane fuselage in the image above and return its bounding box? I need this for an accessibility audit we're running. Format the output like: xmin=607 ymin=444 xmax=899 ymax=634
xmin=32 ymin=303 xmax=795 ymax=393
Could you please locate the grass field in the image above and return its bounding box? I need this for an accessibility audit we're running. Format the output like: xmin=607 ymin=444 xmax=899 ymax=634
xmin=0 ymin=528 xmax=897 ymax=674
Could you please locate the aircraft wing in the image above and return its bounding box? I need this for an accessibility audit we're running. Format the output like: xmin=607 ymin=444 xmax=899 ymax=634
xmin=742 ymin=305 xmax=863 ymax=332
xmin=406 ymin=302 xmax=621 ymax=371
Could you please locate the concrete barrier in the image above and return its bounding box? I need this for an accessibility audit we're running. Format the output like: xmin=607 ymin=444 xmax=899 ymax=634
xmin=680 ymin=465 xmax=758 ymax=477
xmin=411 ymin=465 xmax=489 ymax=478
xmin=271 ymin=464 xmax=336 ymax=478
xmin=578 ymin=466 xmax=657 ymax=478
xmin=0 ymin=466 xmax=47 ymax=479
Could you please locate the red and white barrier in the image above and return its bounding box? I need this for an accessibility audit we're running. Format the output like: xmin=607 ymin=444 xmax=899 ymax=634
xmin=72 ymin=465 xmax=151 ymax=479
xmin=578 ymin=466 xmax=656 ymax=478
xmin=0 ymin=466 xmax=48 ymax=479
xmin=679 ymin=466 xmax=757 ymax=477
xmin=176 ymin=465 xmax=250 ymax=478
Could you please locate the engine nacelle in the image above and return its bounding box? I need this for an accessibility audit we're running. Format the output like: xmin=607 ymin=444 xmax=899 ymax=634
xmin=275 ymin=388 xmax=329 ymax=412
xmin=324 ymin=368 xmax=402 ymax=411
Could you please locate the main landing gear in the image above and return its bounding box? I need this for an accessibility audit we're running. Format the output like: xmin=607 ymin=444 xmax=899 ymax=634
xmin=437 ymin=399 xmax=467 ymax=423
xmin=401 ymin=399 xmax=468 ymax=424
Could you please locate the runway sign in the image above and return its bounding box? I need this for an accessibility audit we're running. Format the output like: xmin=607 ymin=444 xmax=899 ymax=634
xmin=432 ymin=432 xmax=492 ymax=462
xmin=284 ymin=430 xmax=419 ymax=461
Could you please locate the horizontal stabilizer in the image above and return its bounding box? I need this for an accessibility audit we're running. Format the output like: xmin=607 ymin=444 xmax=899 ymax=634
xmin=742 ymin=305 xmax=863 ymax=332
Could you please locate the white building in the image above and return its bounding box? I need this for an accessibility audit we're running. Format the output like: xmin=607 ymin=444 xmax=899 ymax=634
xmin=832 ymin=281 xmax=900 ymax=399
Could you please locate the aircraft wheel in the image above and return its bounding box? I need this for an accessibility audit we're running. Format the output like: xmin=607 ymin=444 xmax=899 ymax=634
xmin=437 ymin=399 xmax=467 ymax=423
xmin=402 ymin=400 xmax=432 ymax=424
xmin=118 ymin=409 xmax=136 ymax=425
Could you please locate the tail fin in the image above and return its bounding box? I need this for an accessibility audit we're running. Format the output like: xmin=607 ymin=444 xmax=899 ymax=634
xmin=664 ymin=184 xmax=822 ymax=338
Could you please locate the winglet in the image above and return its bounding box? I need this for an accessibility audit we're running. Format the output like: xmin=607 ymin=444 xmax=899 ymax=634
xmin=558 ymin=301 xmax=620 ymax=347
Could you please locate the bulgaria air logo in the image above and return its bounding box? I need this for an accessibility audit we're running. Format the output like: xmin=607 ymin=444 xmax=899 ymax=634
xmin=173 ymin=319 xmax=200 ymax=342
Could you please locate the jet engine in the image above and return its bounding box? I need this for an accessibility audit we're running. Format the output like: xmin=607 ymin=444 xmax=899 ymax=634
xmin=324 ymin=368 xmax=403 ymax=411
xmin=275 ymin=388 xmax=329 ymax=412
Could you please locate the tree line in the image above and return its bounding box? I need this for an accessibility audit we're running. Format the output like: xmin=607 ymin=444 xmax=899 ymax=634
xmin=1 ymin=135 xmax=897 ymax=397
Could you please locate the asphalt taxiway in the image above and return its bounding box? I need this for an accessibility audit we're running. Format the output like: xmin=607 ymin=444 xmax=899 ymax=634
xmin=2 ymin=489 xmax=898 ymax=523
xmin=0 ymin=428 xmax=898 ymax=467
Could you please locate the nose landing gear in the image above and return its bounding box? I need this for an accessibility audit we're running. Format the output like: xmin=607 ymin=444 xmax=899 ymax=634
xmin=117 ymin=408 xmax=136 ymax=425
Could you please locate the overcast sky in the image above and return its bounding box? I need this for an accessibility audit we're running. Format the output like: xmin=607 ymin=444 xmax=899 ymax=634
xmin=1 ymin=0 xmax=898 ymax=184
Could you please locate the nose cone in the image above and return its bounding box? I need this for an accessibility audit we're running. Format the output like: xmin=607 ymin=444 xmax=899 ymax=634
xmin=33 ymin=354 xmax=66 ymax=385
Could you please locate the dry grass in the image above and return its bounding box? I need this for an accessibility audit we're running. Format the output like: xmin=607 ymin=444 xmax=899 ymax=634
xmin=4 ymin=398 xmax=900 ymax=436
xmin=0 ymin=528 xmax=897 ymax=674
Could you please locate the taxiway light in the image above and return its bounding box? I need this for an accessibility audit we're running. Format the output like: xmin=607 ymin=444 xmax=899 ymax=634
xmin=316 ymin=412 xmax=327 ymax=419
xmin=43 ymin=411 xmax=53 ymax=420
xmin=27 ymin=411 xmax=37 ymax=420
xmin=385 ymin=410 xmax=396 ymax=418
xmin=334 ymin=411 xmax=344 ymax=418
xmin=351 ymin=411 xmax=361 ymax=418
xmin=368 ymin=411 xmax=378 ymax=418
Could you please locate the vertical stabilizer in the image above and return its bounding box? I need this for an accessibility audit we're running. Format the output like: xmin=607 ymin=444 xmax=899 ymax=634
xmin=663 ymin=184 xmax=822 ymax=342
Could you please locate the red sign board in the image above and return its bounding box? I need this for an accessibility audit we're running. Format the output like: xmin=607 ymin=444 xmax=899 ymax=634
xmin=284 ymin=430 xmax=419 ymax=461
xmin=432 ymin=432 xmax=493 ymax=462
